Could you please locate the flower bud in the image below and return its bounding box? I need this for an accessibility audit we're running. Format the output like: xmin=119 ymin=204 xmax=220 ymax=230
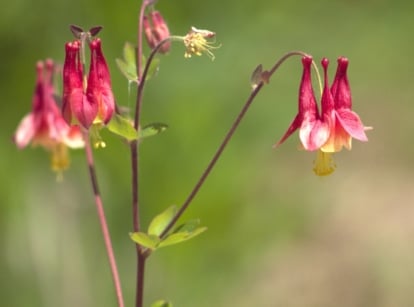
xmin=143 ymin=11 xmax=171 ymax=53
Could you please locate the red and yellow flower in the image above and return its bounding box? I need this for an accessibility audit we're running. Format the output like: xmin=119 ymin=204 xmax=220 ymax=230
xmin=62 ymin=38 xmax=115 ymax=129
xmin=14 ymin=60 xmax=84 ymax=173
xmin=275 ymin=55 xmax=370 ymax=176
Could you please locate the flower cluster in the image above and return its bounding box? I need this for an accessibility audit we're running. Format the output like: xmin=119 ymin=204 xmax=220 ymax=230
xmin=14 ymin=60 xmax=84 ymax=174
xmin=62 ymin=38 xmax=115 ymax=129
xmin=275 ymin=55 xmax=369 ymax=176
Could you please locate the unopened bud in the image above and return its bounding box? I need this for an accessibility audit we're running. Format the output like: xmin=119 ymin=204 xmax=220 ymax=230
xmin=143 ymin=11 xmax=171 ymax=53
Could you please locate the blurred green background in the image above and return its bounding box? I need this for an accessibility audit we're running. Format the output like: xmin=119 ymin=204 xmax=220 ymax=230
xmin=1 ymin=0 xmax=414 ymax=306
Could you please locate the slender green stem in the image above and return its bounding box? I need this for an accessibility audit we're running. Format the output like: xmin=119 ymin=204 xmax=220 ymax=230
xmin=83 ymin=130 xmax=124 ymax=307
xmin=157 ymin=50 xmax=310 ymax=239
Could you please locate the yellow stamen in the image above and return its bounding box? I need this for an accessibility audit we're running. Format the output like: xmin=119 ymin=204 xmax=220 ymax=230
xmin=313 ymin=150 xmax=336 ymax=176
xmin=183 ymin=29 xmax=220 ymax=60
xmin=50 ymin=143 xmax=70 ymax=180
xmin=94 ymin=140 xmax=106 ymax=149
xmin=90 ymin=124 xmax=106 ymax=149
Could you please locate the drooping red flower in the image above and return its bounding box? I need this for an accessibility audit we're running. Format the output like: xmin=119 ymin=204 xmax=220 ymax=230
xmin=275 ymin=56 xmax=370 ymax=176
xmin=320 ymin=57 xmax=369 ymax=153
xmin=274 ymin=55 xmax=329 ymax=151
xmin=14 ymin=60 xmax=84 ymax=173
xmin=62 ymin=38 xmax=114 ymax=129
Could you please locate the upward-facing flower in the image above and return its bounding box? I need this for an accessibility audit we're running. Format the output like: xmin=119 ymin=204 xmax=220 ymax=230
xmin=274 ymin=55 xmax=329 ymax=151
xmin=14 ymin=60 xmax=84 ymax=173
xmin=320 ymin=57 xmax=369 ymax=153
xmin=183 ymin=27 xmax=220 ymax=60
xmin=62 ymin=38 xmax=115 ymax=129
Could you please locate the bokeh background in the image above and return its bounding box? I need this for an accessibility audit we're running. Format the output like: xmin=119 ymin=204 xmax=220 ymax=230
xmin=1 ymin=0 xmax=414 ymax=306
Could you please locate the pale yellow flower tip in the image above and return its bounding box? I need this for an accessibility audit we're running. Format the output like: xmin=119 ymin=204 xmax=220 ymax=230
xmin=50 ymin=143 xmax=70 ymax=181
xmin=313 ymin=150 xmax=336 ymax=176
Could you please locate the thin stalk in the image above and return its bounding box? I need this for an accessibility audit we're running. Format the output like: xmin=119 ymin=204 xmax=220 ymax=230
xmin=131 ymin=4 xmax=148 ymax=305
xmin=158 ymin=50 xmax=310 ymax=239
xmin=137 ymin=1 xmax=149 ymax=80
xmin=131 ymin=36 xmax=174 ymax=307
xmin=83 ymin=130 xmax=124 ymax=307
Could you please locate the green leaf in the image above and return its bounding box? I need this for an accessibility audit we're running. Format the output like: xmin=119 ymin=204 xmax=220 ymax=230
xmin=151 ymin=300 xmax=173 ymax=307
xmin=116 ymin=59 xmax=137 ymax=82
xmin=148 ymin=205 xmax=177 ymax=237
xmin=158 ymin=225 xmax=207 ymax=248
xmin=123 ymin=41 xmax=136 ymax=64
xmin=129 ymin=232 xmax=160 ymax=250
xmin=146 ymin=57 xmax=160 ymax=80
xmin=116 ymin=42 xmax=138 ymax=83
xmin=173 ymin=219 xmax=201 ymax=233
xmin=139 ymin=123 xmax=168 ymax=139
xmin=107 ymin=114 xmax=138 ymax=141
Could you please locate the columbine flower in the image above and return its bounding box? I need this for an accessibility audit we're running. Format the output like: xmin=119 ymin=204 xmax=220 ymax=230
xmin=14 ymin=60 xmax=84 ymax=174
xmin=275 ymin=56 xmax=370 ymax=176
xmin=320 ymin=57 xmax=369 ymax=153
xmin=274 ymin=55 xmax=329 ymax=151
xmin=183 ymin=27 xmax=220 ymax=60
xmin=143 ymin=10 xmax=171 ymax=53
xmin=62 ymin=38 xmax=115 ymax=129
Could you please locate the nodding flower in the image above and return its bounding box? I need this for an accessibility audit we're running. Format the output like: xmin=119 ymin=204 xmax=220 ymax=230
xmin=14 ymin=59 xmax=84 ymax=174
xmin=275 ymin=56 xmax=370 ymax=176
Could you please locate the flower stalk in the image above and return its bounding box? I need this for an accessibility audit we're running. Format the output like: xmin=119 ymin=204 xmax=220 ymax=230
xmin=82 ymin=130 xmax=125 ymax=307
xmin=158 ymin=51 xmax=309 ymax=239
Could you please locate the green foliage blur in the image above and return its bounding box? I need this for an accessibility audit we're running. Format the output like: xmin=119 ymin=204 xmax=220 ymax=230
xmin=2 ymin=0 xmax=414 ymax=306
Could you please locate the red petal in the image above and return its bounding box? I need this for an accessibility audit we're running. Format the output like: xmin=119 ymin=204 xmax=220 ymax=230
xmin=273 ymin=114 xmax=301 ymax=148
xmin=336 ymin=108 xmax=368 ymax=141
xmin=300 ymin=118 xmax=330 ymax=151
xmin=14 ymin=114 xmax=36 ymax=148
xmin=72 ymin=93 xmax=99 ymax=129
xmin=99 ymin=85 xmax=115 ymax=124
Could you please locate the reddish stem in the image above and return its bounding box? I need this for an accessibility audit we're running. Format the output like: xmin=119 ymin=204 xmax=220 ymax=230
xmin=83 ymin=131 xmax=124 ymax=307
xmin=158 ymin=51 xmax=310 ymax=239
